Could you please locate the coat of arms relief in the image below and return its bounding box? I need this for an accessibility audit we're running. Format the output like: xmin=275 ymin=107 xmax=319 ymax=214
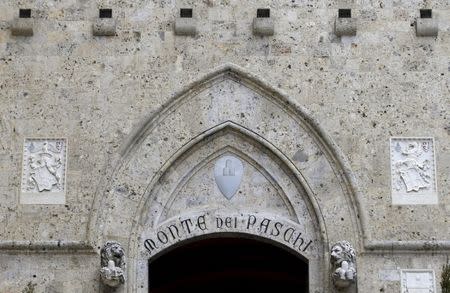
xmin=21 ymin=139 xmax=67 ymax=204
xmin=390 ymin=138 xmax=437 ymax=205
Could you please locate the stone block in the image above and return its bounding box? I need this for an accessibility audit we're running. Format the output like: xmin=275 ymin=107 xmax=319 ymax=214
xmin=334 ymin=17 xmax=357 ymax=37
xmin=416 ymin=18 xmax=438 ymax=37
xmin=174 ymin=18 xmax=197 ymax=36
xmin=253 ymin=18 xmax=274 ymax=36
xmin=10 ymin=18 xmax=33 ymax=37
xmin=93 ymin=18 xmax=116 ymax=37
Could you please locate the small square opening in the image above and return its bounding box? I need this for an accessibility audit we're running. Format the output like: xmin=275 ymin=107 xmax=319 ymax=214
xmin=19 ymin=9 xmax=32 ymax=18
xmin=180 ymin=8 xmax=193 ymax=18
xmin=99 ymin=9 xmax=112 ymax=18
xmin=338 ymin=9 xmax=352 ymax=18
xmin=257 ymin=8 xmax=270 ymax=18
xmin=420 ymin=9 xmax=432 ymax=18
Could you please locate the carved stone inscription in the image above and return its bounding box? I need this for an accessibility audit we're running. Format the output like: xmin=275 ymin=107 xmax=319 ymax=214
xmin=390 ymin=138 xmax=437 ymax=205
xmin=401 ymin=270 xmax=435 ymax=293
xmin=20 ymin=138 xmax=67 ymax=204
xmin=144 ymin=213 xmax=314 ymax=256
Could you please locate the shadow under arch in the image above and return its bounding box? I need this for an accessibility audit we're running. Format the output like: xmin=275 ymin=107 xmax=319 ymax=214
xmin=147 ymin=232 xmax=309 ymax=292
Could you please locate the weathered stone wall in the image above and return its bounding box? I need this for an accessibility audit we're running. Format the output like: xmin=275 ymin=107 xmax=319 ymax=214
xmin=0 ymin=0 xmax=449 ymax=292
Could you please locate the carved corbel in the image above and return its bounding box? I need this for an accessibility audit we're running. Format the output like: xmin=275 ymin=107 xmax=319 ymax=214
xmin=93 ymin=9 xmax=116 ymax=37
xmin=100 ymin=241 xmax=126 ymax=288
xmin=253 ymin=9 xmax=274 ymax=36
xmin=174 ymin=8 xmax=197 ymax=36
xmin=11 ymin=9 xmax=34 ymax=37
xmin=415 ymin=9 xmax=438 ymax=37
xmin=334 ymin=9 xmax=357 ymax=37
xmin=330 ymin=241 xmax=357 ymax=290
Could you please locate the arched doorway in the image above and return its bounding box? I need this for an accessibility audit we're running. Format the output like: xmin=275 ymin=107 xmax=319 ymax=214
xmin=91 ymin=64 xmax=364 ymax=292
xmin=148 ymin=236 xmax=309 ymax=292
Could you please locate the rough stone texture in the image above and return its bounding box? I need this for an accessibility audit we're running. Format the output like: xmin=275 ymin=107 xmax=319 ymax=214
xmin=0 ymin=0 xmax=449 ymax=292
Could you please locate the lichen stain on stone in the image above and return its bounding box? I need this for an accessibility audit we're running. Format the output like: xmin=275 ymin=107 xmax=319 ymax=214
xmin=22 ymin=281 xmax=36 ymax=293
xmin=293 ymin=149 xmax=309 ymax=162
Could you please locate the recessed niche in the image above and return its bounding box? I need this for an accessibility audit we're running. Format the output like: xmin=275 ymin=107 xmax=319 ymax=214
xmin=338 ymin=9 xmax=351 ymax=18
xmin=180 ymin=8 xmax=193 ymax=18
xmin=19 ymin=9 xmax=32 ymax=18
xmin=257 ymin=8 xmax=270 ymax=18
xmin=99 ymin=9 xmax=112 ymax=18
xmin=420 ymin=9 xmax=432 ymax=18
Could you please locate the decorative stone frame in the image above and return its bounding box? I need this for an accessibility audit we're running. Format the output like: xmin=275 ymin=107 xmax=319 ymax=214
xmin=20 ymin=138 xmax=68 ymax=204
xmin=401 ymin=269 xmax=436 ymax=292
xmin=390 ymin=137 xmax=438 ymax=205
xmin=89 ymin=64 xmax=365 ymax=293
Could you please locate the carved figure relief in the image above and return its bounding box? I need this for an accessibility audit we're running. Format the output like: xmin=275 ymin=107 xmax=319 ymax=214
xmin=390 ymin=138 xmax=437 ymax=205
xmin=401 ymin=270 xmax=435 ymax=293
xmin=21 ymin=139 xmax=67 ymax=194
xmin=100 ymin=241 xmax=126 ymax=288
xmin=330 ymin=241 xmax=357 ymax=289
xmin=214 ymin=155 xmax=244 ymax=200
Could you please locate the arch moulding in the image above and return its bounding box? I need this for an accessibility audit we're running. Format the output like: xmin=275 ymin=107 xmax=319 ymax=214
xmin=89 ymin=64 xmax=366 ymax=293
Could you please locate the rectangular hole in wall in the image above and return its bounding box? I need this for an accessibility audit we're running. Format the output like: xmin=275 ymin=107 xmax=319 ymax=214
xmin=19 ymin=9 xmax=32 ymax=18
xmin=257 ymin=8 xmax=270 ymax=18
xmin=180 ymin=8 xmax=193 ymax=18
xmin=99 ymin=9 xmax=112 ymax=18
xmin=420 ymin=9 xmax=432 ymax=18
xmin=338 ymin=9 xmax=351 ymax=18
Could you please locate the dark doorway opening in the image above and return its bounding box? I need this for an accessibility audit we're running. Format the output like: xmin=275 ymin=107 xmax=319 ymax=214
xmin=148 ymin=236 xmax=309 ymax=292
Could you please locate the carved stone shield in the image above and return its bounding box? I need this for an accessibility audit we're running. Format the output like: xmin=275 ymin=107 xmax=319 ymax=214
xmin=214 ymin=155 xmax=244 ymax=200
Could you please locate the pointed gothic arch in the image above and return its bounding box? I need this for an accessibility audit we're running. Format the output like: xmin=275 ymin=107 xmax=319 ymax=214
xmin=89 ymin=64 xmax=366 ymax=292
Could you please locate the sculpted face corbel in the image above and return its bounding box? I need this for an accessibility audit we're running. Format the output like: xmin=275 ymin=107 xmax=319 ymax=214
xmin=100 ymin=241 xmax=126 ymax=288
xmin=330 ymin=241 xmax=357 ymax=290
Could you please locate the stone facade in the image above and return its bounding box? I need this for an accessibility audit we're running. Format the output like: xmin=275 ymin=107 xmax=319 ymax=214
xmin=0 ymin=0 xmax=449 ymax=292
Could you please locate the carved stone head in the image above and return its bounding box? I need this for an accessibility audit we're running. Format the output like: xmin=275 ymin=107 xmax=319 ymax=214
xmin=101 ymin=241 xmax=126 ymax=269
xmin=330 ymin=240 xmax=356 ymax=266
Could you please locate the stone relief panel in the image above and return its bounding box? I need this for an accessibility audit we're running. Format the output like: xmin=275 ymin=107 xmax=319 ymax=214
xmin=401 ymin=269 xmax=435 ymax=293
xmin=390 ymin=138 xmax=437 ymax=205
xmin=20 ymin=138 xmax=67 ymax=204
